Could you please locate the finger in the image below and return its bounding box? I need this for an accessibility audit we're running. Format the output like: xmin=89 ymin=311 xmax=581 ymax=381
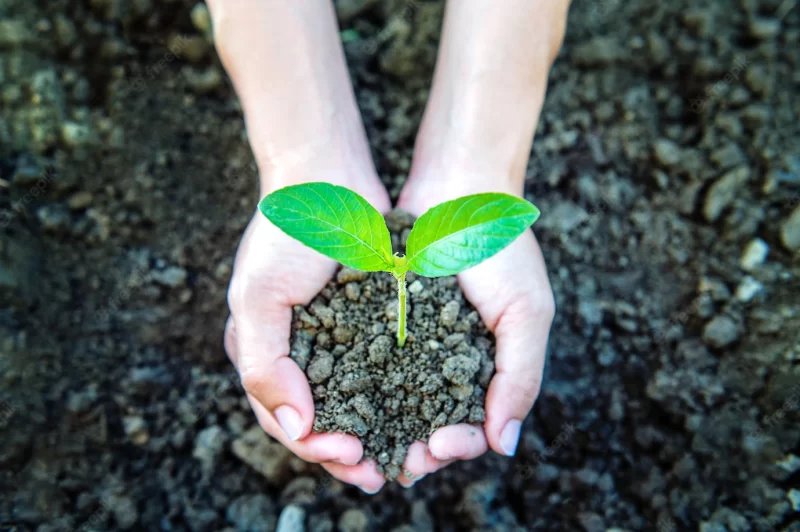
xmin=428 ymin=424 xmax=488 ymax=461
xmin=248 ymin=392 xmax=363 ymax=466
xmin=485 ymin=295 xmax=550 ymax=456
xmin=396 ymin=442 xmax=454 ymax=488
xmin=321 ymin=460 xmax=386 ymax=494
xmin=458 ymin=232 xmax=555 ymax=457
xmin=228 ymin=279 xmax=315 ymax=442
xmin=230 ymin=307 xmax=363 ymax=464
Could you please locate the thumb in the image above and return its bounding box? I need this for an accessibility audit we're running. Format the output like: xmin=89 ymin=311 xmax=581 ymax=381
xmin=229 ymin=289 xmax=315 ymax=442
xmin=484 ymin=296 xmax=552 ymax=456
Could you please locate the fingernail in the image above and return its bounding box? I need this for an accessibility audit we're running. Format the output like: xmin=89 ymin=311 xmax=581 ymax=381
xmin=274 ymin=405 xmax=303 ymax=441
xmin=359 ymin=485 xmax=382 ymax=495
xmin=500 ymin=419 xmax=522 ymax=456
xmin=334 ymin=457 xmax=361 ymax=466
xmin=427 ymin=442 xmax=450 ymax=461
xmin=402 ymin=473 xmax=426 ymax=488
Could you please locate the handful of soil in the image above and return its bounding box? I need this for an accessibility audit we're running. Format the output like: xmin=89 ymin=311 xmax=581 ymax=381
xmin=289 ymin=211 xmax=496 ymax=479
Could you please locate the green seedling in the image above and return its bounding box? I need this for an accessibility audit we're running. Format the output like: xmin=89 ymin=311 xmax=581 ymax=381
xmin=258 ymin=182 xmax=540 ymax=347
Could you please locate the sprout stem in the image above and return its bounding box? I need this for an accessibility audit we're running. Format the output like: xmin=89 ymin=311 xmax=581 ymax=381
xmin=395 ymin=272 xmax=407 ymax=347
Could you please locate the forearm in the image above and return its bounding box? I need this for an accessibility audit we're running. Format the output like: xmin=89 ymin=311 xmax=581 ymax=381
xmin=207 ymin=0 xmax=377 ymax=193
xmin=409 ymin=0 xmax=571 ymax=198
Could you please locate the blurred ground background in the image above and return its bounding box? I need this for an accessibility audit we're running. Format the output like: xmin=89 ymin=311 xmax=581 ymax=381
xmin=1 ymin=0 xmax=799 ymax=530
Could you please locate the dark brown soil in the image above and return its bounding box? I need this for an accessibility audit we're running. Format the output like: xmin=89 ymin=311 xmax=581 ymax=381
xmin=291 ymin=211 xmax=493 ymax=479
xmin=2 ymin=0 xmax=800 ymax=530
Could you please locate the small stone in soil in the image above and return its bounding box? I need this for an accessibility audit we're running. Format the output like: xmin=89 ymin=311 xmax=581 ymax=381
xmin=307 ymin=351 xmax=334 ymax=384
xmin=337 ymin=267 xmax=367 ymax=283
xmin=345 ymin=282 xmax=360 ymax=301
xmin=276 ymin=505 xmax=305 ymax=532
xmin=339 ymin=508 xmax=370 ymax=532
xmin=351 ymin=394 xmax=375 ymax=421
xmin=469 ymin=406 xmax=486 ymax=423
xmin=335 ymin=412 xmax=368 ymax=436
xmin=740 ymin=238 xmax=769 ymax=271
xmin=702 ymin=315 xmax=739 ymax=348
xmin=440 ymin=300 xmax=461 ymax=327
xmin=735 ymin=276 xmax=763 ymax=302
xmin=780 ymin=206 xmax=800 ymax=250
xmin=703 ymin=166 xmax=750 ymax=222
xmin=653 ymin=138 xmax=682 ymax=167
xmin=449 ymin=403 xmax=469 ymax=424
xmin=442 ymin=355 xmax=480 ymax=385
xmin=340 ymin=371 xmax=372 ymax=393
xmin=289 ymin=330 xmax=313 ymax=370
xmin=449 ymin=384 xmax=474 ymax=401
xmin=332 ymin=325 xmax=354 ymax=344
xmin=368 ymin=335 xmax=392 ymax=366
xmin=408 ymin=280 xmax=424 ymax=294
xmin=123 ymin=416 xmax=149 ymax=445
xmin=310 ymin=301 xmax=336 ymax=328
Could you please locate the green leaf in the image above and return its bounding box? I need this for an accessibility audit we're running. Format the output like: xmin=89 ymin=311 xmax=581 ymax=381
xmin=258 ymin=182 xmax=394 ymax=272
xmin=405 ymin=193 xmax=540 ymax=277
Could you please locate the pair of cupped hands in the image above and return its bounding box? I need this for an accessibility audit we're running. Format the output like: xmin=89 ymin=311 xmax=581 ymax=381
xmin=224 ymin=161 xmax=555 ymax=493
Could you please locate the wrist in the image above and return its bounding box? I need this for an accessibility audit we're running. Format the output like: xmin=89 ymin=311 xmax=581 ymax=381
xmin=399 ymin=76 xmax=545 ymax=216
xmin=252 ymin=118 xmax=375 ymax=190
xmin=399 ymin=161 xmax=524 ymax=217
xmin=256 ymin=145 xmax=391 ymax=214
xmin=400 ymin=0 xmax=569 ymax=216
xmin=400 ymin=67 xmax=550 ymax=218
xmin=208 ymin=1 xmax=385 ymax=206
xmin=409 ymin=53 xmax=551 ymax=197
xmin=243 ymin=84 xmax=371 ymax=189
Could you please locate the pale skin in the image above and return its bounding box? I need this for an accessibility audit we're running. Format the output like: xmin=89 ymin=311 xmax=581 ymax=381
xmin=208 ymin=0 xmax=570 ymax=493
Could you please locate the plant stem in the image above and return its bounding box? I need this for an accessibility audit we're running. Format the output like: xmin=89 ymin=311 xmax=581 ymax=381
xmin=395 ymin=272 xmax=407 ymax=347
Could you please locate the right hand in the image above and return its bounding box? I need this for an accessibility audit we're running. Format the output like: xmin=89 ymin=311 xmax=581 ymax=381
xmin=224 ymin=179 xmax=391 ymax=493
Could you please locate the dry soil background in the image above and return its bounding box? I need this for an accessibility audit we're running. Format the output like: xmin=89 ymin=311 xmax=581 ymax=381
xmin=1 ymin=0 xmax=799 ymax=530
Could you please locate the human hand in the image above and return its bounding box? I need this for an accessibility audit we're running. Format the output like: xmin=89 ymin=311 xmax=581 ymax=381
xmin=209 ymin=0 xmax=398 ymax=492
xmin=394 ymin=176 xmax=555 ymax=486
xmin=387 ymin=0 xmax=566 ymax=486
xmin=224 ymin=177 xmax=392 ymax=494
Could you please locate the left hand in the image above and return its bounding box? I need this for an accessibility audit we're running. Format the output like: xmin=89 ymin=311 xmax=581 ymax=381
xmin=394 ymin=176 xmax=555 ymax=487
